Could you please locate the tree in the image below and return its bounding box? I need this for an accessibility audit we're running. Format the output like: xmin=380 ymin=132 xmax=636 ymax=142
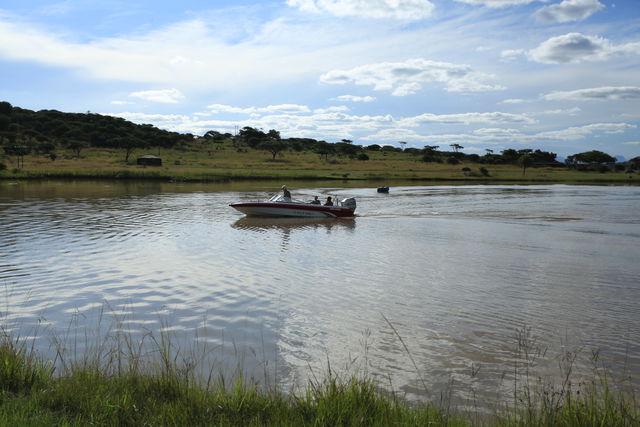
xmin=501 ymin=149 xmax=519 ymax=163
xmin=566 ymin=150 xmax=615 ymax=165
xmin=398 ymin=141 xmax=407 ymax=151
xmin=67 ymin=140 xmax=88 ymax=158
xmin=449 ymin=143 xmax=463 ymax=153
xmin=118 ymin=137 xmax=147 ymax=162
xmin=314 ymin=141 xmax=335 ymax=161
xmin=238 ymin=126 xmax=267 ymax=149
xmin=4 ymin=144 xmax=29 ymax=168
xmin=335 ymin=141 xmax=359 ymax=158
xmin=258 ymin=138 xmax=289 ymax=160
xmin=518 ymin=154 xmax=533 ymax=176
xmin=485 ymin=148 xmax=493 ymax=155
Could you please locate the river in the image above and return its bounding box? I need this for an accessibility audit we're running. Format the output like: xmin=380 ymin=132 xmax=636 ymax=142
xmin=1 ymin=180 xmax=639 ymax=406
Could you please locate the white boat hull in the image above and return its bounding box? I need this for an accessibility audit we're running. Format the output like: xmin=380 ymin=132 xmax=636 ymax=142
xmin=229 ymin=201 xmax=355 ymax=218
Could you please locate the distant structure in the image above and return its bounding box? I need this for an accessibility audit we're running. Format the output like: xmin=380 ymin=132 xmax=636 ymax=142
xmin=137 ymin=155 xmax=162 ymax=167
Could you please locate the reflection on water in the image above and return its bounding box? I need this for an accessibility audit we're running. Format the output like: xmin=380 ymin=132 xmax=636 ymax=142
xmin=232 ymin=216 xmax=356 ymax=232
xmin=1 ymin=181 xmax=639 ymax=405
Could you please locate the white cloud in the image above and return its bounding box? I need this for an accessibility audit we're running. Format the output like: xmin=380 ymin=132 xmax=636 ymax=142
xmin=359 ymin=128 xmax=427 ymax=142
xmin=454 ymin=0 xmax=543 ymax=7
xmin=535 ymin=0 xmax=604 ymax=24
xmin=129 ymin=88 xmax=184 ymax=103
xmin=473 ymin=127 xmax=523 ymax=136
xmin=206 ymin=103 xmax=311 ymax=115
xmin=286 ymin=0 xmax=435 ymax=21
xmin=0 ymin=17 xmax=362 ymax=91
xmin=107 ymin=107 xmax=637 ymax=150
xmin=314 ymin=106 xmax=350 ymax=113
xmin=107 ymin=112 xmax=191 ymax=125
xmin=110 ymin=100 xmax=135 ymax=105
xmin=362 ymin=122 xmax=636 ymax=145
xmin=529 ymin=107 xmax=582 ymax=116
xmin=118 ymin=109 xmax=395 ymax=140
xmin=535 ymin=123 xmax=636 ymax=140
xmin=500 ymin=49 xmax=525 ymax=59
xmin=623 ymin=141 xmax=640 ymax=146
xmin=500 ymin=98 xmax=529 ymax=104
xmin=543 ymin=86 xmax=640 ymax=101
xmin=529 ymin=33 xmax=640 ymax=64
xmin=331 ymin=95 xmax=376 ymax=102
xmin=320 ymin=58 xmax=504 ymax=96
xmin=399 ymin=111 xmax=536 ymax=126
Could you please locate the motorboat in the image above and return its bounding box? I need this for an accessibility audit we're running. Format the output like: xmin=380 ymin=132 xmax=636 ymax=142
xmin=230 ymin=194 xmax=356 ymax=218
xmin=377 ymin=186 xmax=389 ymax=193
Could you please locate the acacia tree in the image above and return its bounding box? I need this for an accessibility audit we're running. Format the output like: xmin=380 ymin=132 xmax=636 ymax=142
xmin=518 ymin=154 xmax=533 ymax=176
xmin=118 ymin=136 xmax=147 ymax=162
xmin=566 ymin=150 xmax=615 ymax=165
xmin=67 ymin=140 xmax=88 ymax=158
xmin=314 ymin=141 xmax=335 ymax=161
xmin=259 ymin=138 xmax=289 ymax=160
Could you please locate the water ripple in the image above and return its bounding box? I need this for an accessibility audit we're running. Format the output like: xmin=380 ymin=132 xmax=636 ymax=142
xmin=1 ymin=182 xmax=639 ymax=404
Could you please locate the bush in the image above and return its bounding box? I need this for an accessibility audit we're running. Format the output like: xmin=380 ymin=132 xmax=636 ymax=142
xmin=0 ymin=162 xmax=6 ymax=171
xmin=446 ymin=157 xmax=459 ymax=165
xmin=357 ymin=153 xmax=369 ymax=161
xmin=479 ymin=167 xmax=490 ymax=176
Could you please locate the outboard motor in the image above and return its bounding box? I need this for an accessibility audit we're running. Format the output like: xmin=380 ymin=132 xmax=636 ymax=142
xmin=341 ymin=197 xmax=356 ymax=210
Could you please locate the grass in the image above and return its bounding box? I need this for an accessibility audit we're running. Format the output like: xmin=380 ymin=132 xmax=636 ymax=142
xmin=0 ymin=316 xmax=637 ymax=426
xmin=0 ymin=331 xmax=458 ymax=426
xmin=1 ymin=143 xmax=638 ymax=183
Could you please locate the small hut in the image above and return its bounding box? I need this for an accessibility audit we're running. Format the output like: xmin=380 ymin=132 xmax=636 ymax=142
xmin=137 ymin=155 xmax=162 ymax=167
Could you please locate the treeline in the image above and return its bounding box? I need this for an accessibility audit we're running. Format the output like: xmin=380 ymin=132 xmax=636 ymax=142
xmin=1 ymin=102 xmax=638 ymax=173
xmin=0 ymin=101 xmax=194 ymax=162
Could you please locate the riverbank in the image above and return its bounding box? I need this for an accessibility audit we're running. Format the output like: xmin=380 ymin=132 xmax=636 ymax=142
xmin=1 ymin=147 xmax=637 ymax=184
xmin=0 ymin=332 xmax=636 ymax=426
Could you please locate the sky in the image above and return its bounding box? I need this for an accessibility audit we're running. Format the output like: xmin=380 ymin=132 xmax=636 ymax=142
xmin=1 ymin=0 xmax=639 ymax=158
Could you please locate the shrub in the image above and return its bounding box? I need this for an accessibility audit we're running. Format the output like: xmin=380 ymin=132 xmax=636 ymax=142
xmin=357 ymin=153 xmax=369 ymax=161
xmin=0 ymin=162 xmax=6 ymax=171
xmin=446 ymin=157 xmax=459 ymax=165
xmin=479 ymin=167 xmax=490 ymax=176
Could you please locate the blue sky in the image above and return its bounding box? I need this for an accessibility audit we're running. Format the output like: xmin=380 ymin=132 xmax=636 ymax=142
xmin=1 ymin=0 xmax=639 ymax=158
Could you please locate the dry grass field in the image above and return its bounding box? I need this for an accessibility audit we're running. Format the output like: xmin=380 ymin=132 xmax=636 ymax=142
xmin=1 ymin=141 xmax=637 ymax=184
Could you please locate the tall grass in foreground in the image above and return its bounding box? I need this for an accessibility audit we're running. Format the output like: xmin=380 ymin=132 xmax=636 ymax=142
xmin=0 ymin=323 xmax=637 ymax=426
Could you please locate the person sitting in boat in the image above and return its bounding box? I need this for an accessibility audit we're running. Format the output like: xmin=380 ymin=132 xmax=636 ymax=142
xmin=282 ymin=185 xmax=291 ymax=201
xmin=310 ymin=196 xmax=320 ymax=204
xmin=324 ymin=196 xmax=333 ymax=206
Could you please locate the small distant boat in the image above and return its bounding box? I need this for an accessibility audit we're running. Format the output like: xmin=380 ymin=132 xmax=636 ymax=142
xmin=377 ymin=186 xmax=389 ymax=193
xmin=230 ymin=194 xmax=356 ymax=218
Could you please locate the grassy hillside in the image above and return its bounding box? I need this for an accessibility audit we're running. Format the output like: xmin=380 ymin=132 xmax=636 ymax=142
xmin=1 ymin=102 xmax=638 ymax=183
xmin=1 ymin=142 xmax=638 ymax=183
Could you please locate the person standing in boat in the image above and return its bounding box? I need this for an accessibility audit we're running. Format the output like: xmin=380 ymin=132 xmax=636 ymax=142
xmin=324 ymin=196 xmax=333 ymax=206
xmin=282 ymin=185 xmax=291 ymax=201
